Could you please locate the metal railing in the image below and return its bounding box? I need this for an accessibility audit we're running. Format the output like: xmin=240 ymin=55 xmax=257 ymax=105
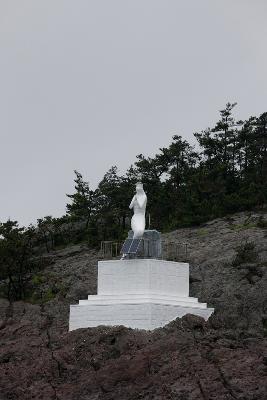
xmin=100 ymin=239 xmax=188 ymax=262
xmin=162 ymin=241 xmax=188 ymax=262
xmin=100 ymin=241 xmax=123 ymax=259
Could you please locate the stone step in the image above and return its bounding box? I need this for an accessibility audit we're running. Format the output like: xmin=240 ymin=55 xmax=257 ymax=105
xmin=79 ymin=295 xmax=207 ymax=308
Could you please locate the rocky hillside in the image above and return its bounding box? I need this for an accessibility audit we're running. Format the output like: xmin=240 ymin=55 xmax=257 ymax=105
xmin=0 ymin=211 xmax=267 ymax=399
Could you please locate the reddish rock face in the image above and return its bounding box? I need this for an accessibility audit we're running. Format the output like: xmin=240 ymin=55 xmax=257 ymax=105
xmin=1 ymin=211 xmax=267 ymax=399
xmin=0 ymin=305 xmax=267 ymax=400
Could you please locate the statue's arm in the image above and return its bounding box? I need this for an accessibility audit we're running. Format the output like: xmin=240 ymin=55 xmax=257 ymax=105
xmin=136 ymin=195 xmax=147 ymax=208
xmin=129 ymin=196 xmax=136 ymax=209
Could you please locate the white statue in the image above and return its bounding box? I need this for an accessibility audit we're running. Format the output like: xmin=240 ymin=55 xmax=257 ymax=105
xmin=129 ymin=182 xmax=147 ymax=238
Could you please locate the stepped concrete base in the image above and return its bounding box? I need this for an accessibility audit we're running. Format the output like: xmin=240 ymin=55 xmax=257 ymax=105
xmin=69 ymin=259 xmax=214 ymax=331
xmin=69 ymin=302 xmax=213 ymax=331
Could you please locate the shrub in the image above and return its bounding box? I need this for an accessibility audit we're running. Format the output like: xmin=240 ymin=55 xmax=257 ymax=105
xmin=233 ymin=241 xmax=259 ymax=267
xmin=257 ymin=216 xmax=267 ymax=229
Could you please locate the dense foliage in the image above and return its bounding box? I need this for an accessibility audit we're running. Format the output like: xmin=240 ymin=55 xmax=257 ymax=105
xmin=0 ymin=221 xmax=39 ymax=300
xmin=83 ymin=103 xmax=266 ymax=233
xmin=0 ymin=103 xmax=266 ymax=300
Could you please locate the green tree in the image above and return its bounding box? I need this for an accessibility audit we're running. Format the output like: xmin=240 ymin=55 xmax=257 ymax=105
xmin=255 ymin=112 xmax=267 ymax=186
xmin=160 ymin=135 xmax=198 ymax=191
xmin=0 ymin=221 xmax=38 ymax=301
xmin=66 ymin=170 xmax=95 ymax=228
xmin=96 ymin=166 xmax=133 ymax=238
xmin=37 ymin=216 xmax=55 ymax=252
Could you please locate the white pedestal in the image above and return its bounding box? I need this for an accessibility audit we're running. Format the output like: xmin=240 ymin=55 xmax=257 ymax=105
xmin=69 ymin=259 xmax=214 ymax=331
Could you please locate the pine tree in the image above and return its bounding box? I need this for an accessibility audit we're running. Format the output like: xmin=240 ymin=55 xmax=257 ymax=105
xmin=66 ymin=170 xmax=95 ymax=228
xmin=0 ymin=221 xmax=37 ymax=300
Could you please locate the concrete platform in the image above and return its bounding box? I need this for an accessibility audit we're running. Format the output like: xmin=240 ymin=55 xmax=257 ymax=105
xmin=69 ymin=259 xmax=214 ymax=331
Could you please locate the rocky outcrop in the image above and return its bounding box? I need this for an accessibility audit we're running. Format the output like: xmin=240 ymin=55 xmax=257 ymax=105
xmin=0 ymin=310 xmax=266 ymax=400
xmin=164 ymin=211 xmax=267 ymax=334
xmin=0 ymin=211 xmax=267 ymax=399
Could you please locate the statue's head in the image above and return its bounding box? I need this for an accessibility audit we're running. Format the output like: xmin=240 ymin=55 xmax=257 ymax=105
xmin=136 ymin=182 xmax=144 ymax=194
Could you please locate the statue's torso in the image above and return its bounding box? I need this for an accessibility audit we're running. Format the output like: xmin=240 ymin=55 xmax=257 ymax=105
xmin=133 ymin=195 xmax=146 ymax=215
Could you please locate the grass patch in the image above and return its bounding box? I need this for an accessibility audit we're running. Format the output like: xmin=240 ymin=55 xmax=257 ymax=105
xmin=27 ymin=272 xmax=66 ymax=303
xmin=197 ymin=228 xmax=208 ymax=236
xmin=229 ymin=222 xmax=257 ymax=231
xmin=42 ymin=288 xmax=56 ymax=302
xmin=27 ymin=287 xmax=57 ymax=304
xmin=31 ymin=274 xmax=46 ymax=285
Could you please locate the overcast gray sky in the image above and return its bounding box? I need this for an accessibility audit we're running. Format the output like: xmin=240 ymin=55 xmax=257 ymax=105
xmin=0 ymin=0 xmax=267 ymax=226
